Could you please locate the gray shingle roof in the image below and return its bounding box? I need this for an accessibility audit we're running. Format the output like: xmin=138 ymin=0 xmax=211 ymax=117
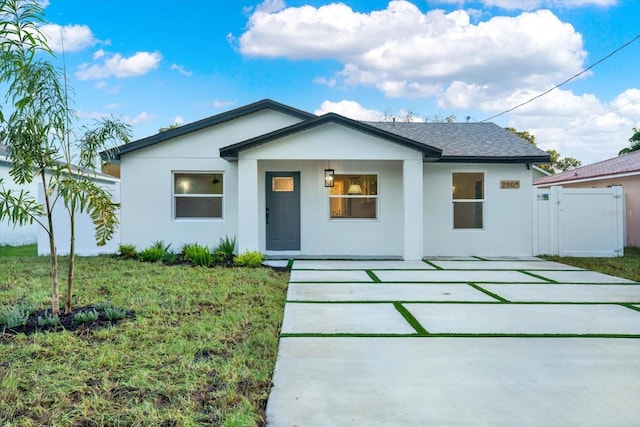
xmin=365 ymin=122 xmax=549 ymax=162
xmin=107 ymin=99 xmax=549 ymax=164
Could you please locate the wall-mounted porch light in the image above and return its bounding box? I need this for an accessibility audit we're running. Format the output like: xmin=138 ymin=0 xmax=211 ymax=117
xmin=324 ymin=167 xmax=335 ymax=187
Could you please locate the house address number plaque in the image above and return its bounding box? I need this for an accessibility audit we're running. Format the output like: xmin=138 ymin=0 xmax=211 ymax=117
xmin=500 ymin=180 xmax=520 ymax=189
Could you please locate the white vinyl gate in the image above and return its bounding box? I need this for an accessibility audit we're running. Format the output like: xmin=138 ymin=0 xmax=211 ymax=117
xmin=533 ymin=186 xmax=625 ymax=257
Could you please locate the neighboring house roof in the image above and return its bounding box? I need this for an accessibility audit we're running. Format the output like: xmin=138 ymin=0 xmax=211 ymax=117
xmin=366 ymin=122 xmax=549 ymax=163
xmin=107 ymin=99 xmax=550 ymax=164
xmin=1 ymin=143 xmax=118 ymax=184
xmin=534 ymin=150 xmax=640 ymax=186
xmin=104 ymin=99 xmax=315 ymax=161
xmin=219 ymin=113 xmax=443 ymax=161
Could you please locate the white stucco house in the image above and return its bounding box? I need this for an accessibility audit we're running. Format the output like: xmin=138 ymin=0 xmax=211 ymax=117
xmin=104 ymin=99 xmax=549 ymax=260
xmin=1 ymin=143 xmax=39 ymax=246
xmin=1 ymin=143 xmax=121 ymax=253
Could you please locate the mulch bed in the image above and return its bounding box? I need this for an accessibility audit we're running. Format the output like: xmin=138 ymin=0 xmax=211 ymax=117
xmin=1 ymin=305 xmax=135 ymax=340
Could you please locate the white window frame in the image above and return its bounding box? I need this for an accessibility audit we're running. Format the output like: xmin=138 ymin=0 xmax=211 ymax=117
xmin=173 ymin=171 xmax=224 ymax=220
xmin=452 ymin=171 xmax=485 ymax=230
xmin=329 ymin=173 xmax=379 ymax=220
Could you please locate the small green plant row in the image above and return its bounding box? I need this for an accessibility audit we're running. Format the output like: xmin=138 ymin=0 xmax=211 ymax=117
xmin=0 ymin=302 xmax=128 ymax=329
xmin=118 ymin=236 xmax=265 ymax=268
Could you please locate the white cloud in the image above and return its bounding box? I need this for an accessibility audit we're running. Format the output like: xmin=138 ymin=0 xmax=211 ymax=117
xmin=170 ymin=63 xmax=192 ymax=76
xmin=315 ymin=100 xmax=384 ymax=121
xmin=76 ymin=51 xmax=162 ymax=80
xmin=505 ymin=88 xmax=640 ymax=164
xmin=212 ymin=99 xmax=237 ymax=109
xmin=174 ymin=116 xmax=185 ymax=125
xmin=239 ymin=2 xmax=585 ymax=102
xmin=39 ymin=23 xmax=97 ymax=52
xmin=315 ymin=99 xmax=431 ymax=122
xmin=125 ymin=112 xmax=152 ymax=125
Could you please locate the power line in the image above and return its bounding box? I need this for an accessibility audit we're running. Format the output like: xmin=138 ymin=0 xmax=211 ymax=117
xmin=481 ymin=32 xmax=640 ymax=122
xmin=552 ymin=95 xmax=640 ymax=135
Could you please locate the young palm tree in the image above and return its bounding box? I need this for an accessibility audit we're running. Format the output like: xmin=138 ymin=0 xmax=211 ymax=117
xmin=0 ymin=0 xmax=130 ymax=314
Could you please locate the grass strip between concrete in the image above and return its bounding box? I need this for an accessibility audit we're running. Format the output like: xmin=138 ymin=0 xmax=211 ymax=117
xmin=279 ymin=333 xmax=640 ymax=339
xmin=422 ymin=260 xmax=443 ymax=270
xmin=393 ymin=302 xmax=429 ymax=335
xmin=518 ymin=270 xmax=558 ymax=283
xmin=468 ymin=283 xmax=510 ymax=302
xmin=365 ymin=270 xmax=382 ymax=282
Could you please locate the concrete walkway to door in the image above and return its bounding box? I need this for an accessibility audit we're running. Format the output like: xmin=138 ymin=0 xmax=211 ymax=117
xmin=265 ymin=258 xmax=640 ymax=426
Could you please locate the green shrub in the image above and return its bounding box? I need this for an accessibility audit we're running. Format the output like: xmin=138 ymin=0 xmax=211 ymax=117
xmin=73 ymin=309 xmax=99 ymax=324
xmin=93 ymin=301 xmax=113 ymax=311
xmin=234 ymin=250 xmax=264 ymax=267
xmin=104 ymin=306 xmax=127 ymax=321
xmin=138 ymin=241 xmax=170 ymax=263
xmin=0 ymin=303 xmax=31 ymax=328
xmin=118 ymin=243 xmax=137 ymax=259
xmin=37 ymin=312 xmax=59 ymax=327
xmin=213 ymin=235 xmax=236 ymax=265
xmin=162 ymin=249 xmax=181 ymax=265
xmin=182 ymin=243 xmax=212 ymax=267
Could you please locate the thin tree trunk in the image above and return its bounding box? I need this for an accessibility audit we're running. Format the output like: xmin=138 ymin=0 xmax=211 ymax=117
xmin=66 ymin=209 xmax=75 ymax=314
xmin=41 ymin=172 xmax=59 ymax=315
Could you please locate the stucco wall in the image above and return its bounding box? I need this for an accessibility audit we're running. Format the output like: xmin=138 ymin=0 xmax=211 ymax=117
xmin=257 ymin=159 xmax=405 ymax=257
xmin=119 ymin=111 xmax=536 ymax=257
xmin=118 ymin=109 xmax=302 ymax=250
xmin=0 ymin=162 xmax=39 ymax=246
xmin=423 ymin=163 xmax=534 ymax=256
xmin=539 ymin=176 xmax=639 ymax=248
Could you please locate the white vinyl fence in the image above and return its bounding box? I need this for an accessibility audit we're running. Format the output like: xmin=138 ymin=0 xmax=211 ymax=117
xmin=37 ymin=182 xmax=121 ymax=256
xmin=533 ymin=186 xmax=625 ymax=257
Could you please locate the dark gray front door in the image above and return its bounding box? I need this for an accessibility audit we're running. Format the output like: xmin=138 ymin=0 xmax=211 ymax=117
xmin=266 ymin=172 xmax=300 ymax=250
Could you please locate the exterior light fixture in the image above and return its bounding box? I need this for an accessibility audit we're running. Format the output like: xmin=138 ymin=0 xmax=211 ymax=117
xmin=324 ymin=168 xmax=335 ymax=187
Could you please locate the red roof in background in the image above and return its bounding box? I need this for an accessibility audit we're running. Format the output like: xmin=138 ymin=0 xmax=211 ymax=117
xmin=533 ymin=150 xmax=640 ymax=186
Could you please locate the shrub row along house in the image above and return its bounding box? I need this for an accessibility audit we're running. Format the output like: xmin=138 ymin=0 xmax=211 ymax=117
xmin=102 ymin=99 xmax=549 ymax=260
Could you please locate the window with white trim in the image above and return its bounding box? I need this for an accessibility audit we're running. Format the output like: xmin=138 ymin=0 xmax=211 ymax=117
xmin=173 ymin=172 xmax=223 ymax=219
xmin=329 ymin=174 xmax=377 ymax=219
xmin=452 ymin=172 xmax=484 ymax=229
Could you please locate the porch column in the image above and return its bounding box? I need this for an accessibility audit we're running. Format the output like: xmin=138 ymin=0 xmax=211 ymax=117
xmin=403 ymin=159 xmax=424 ymax=261
xmin=237 ymin=158 xmax=259 ymax=253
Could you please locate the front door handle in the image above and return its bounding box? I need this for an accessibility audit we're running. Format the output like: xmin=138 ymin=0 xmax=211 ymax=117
xmin=266 ymin=207 xmax=270 ymax=225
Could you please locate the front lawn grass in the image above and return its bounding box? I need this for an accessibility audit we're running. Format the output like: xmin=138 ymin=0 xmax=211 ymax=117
xmin=542 ymin=246 xmax=640 ymax=282
xmin=0 ymin=254 xmax=289 ymax=426
xmin=0 ymin=243 xmax=37 ymax=257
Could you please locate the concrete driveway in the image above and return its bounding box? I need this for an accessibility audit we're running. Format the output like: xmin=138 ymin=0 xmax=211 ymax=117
xmin=265 ymin=258 xmax=640 ymax=426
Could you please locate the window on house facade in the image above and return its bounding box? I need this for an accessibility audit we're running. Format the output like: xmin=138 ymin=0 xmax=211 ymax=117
xmin=452 ymin=172 xmax=484 ymax=229
xmin=174 ymin=172 xmax=223 ymax=219
xmin=329 ymin=174 xmax=377 ymax=219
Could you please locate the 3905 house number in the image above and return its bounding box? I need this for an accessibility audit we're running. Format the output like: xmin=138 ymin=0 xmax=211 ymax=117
xmin=500 ymin=180 xmax=520 ymax=189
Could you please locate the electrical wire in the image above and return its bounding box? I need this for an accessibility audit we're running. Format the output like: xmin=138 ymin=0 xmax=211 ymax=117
xmin=481 ymin=32 xmax=640 ymax=122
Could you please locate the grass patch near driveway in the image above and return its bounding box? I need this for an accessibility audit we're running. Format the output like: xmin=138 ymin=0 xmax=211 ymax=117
xmin=542 ymin=247 xmax=640 ymax=282
xmin=0 ymin=254 xmax=289 ymax=426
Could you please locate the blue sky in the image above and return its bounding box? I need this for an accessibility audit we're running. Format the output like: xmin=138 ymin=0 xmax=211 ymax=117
xmin=38 ymin=0 xmax=640 ymax=164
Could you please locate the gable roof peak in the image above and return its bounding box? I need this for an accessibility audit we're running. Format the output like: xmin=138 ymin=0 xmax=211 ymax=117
xmin=103 ymin=99 xmax=315 ymax=161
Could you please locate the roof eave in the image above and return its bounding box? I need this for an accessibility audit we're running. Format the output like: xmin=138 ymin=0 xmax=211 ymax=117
xmin=438 ymin=155 xmax=551 ymax=164
xmin=219 ymin=113 xmax=443 ymax=160
xmin=104 ymin=99 xmax=316 ymax=160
